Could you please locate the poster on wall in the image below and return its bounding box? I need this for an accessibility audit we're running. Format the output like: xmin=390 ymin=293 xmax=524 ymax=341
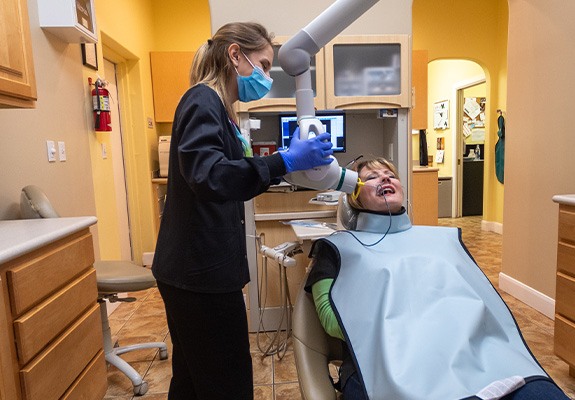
xmin=433 ymin=100 xmax=449 ymax=130
xmin=463 ymin=97 xmax=486 ymax=135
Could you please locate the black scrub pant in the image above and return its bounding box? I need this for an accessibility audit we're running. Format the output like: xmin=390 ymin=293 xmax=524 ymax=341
xmin=157 ymin=281 xmax=253 ymax=400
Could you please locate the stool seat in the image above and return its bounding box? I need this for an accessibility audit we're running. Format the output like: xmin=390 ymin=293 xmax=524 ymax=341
xmin=94 ymin=260 xmax=156 ymax=294
xmin=94 ymin=260 xmax=167 ymax=396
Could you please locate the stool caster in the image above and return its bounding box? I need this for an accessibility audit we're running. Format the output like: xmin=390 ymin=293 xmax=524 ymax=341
xmin=133 ymin=380 xmax=149 ymax=396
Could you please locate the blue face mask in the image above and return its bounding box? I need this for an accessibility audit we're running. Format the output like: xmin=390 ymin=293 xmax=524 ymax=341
xmin=236 ymin=52 xmax=273 ymax=102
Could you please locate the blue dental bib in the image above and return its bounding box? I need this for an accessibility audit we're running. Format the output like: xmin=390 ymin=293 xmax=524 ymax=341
xmin=325 ymin=212 xmax=548 ymax=400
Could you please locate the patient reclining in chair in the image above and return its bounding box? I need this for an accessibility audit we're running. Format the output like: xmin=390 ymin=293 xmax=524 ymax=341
xmin=304 ymin=157 xmax=568 ymax=400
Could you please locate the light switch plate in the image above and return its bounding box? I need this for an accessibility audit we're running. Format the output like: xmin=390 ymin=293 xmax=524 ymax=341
xmin=46 ymin=140 xmax=56 ymax=162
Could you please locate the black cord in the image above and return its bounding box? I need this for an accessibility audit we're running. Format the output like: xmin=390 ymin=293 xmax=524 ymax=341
xmin=330 ymin=194 xmax=393 ymax=247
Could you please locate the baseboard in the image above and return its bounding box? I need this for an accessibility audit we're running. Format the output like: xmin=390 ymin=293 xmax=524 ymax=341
xmin=481 ymin=220 xmax=503 ymax=234
xmin=499 ymin=272 xmax=555 ymax=319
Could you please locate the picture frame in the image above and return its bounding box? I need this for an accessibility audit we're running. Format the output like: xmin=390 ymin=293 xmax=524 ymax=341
xmin=81 ymin=43 xmax=98 ymax=70
xmin=433 ymin=100 xmax=449 ymax=130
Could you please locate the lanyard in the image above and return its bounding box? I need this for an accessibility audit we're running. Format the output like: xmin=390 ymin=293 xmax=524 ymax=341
xmin=229 ymin=119 xmax=253 ymax=157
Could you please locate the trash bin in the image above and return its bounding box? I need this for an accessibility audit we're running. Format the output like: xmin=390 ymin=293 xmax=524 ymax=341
xmin=438 ymin=177 xmax=452 ymax=218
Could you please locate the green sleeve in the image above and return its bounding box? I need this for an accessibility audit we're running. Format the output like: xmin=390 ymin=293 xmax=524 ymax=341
xmin=311 ymin=278 xmax=345 ymax=341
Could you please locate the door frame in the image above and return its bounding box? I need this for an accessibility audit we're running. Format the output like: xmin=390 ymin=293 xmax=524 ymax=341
xmin=453 ymin=77 xmax=486 ymax=217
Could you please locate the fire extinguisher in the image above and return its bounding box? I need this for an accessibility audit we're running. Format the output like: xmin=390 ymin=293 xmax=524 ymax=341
xmin=90 ymin=77 xmax=112 ymax=131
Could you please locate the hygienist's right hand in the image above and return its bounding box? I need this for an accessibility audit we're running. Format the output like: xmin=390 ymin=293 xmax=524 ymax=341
xmin=280 ymin=128 xmax=334 ymax=173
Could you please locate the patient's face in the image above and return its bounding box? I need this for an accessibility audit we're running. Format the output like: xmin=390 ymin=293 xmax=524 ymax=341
xmin=358 ymin=166 xmax=404 ymax=214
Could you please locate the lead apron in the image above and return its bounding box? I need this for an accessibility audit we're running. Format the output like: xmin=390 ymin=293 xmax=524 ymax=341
xmin=326 ymin=212 xmax=548 ymax=400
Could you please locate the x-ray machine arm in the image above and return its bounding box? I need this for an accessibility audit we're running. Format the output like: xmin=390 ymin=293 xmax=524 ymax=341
xmin=278 ymin=0 xmax=380 ymax=193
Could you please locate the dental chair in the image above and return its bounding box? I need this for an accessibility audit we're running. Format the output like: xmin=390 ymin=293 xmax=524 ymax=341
xmin=292 ymin=195 xmax=357 ymax=400
xmin=293 ymin=277 xmax=343 ymax=400
xmin=20 ymin=185 xmax=168 ymax=396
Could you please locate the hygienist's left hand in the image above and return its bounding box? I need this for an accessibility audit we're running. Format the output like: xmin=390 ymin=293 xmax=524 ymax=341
xmin=280 ymin=128 xmax=334 ymax=172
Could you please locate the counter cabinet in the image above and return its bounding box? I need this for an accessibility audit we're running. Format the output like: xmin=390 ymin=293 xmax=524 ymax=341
xmin=0 ymin=0 xmax=37 ymax=108
xmin=411 ymin=168 xmax=438 ymax=226
xmin=0 ymin=224 xmax=106 ymax=400
xmin=554 ymin=202 xmax=575 ymax=378
xmin=246 ymin=189 xmax=337 ymax=332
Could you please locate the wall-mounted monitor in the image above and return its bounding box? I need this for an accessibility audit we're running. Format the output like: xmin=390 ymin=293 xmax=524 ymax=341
xmin=278 ymin=112 xmax=346 ymax=153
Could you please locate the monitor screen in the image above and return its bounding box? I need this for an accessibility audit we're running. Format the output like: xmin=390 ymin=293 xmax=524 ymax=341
xmin=279 ymin=113 xmax=346 ymax=153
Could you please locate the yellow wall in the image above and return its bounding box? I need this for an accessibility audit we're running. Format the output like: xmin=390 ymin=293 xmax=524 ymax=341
xmin=412 ymin=60 xmax=485 ymax=179
xmin=91 ymin=0 xmax=159 ymax=261
xmin=413 ymin=0 xmax=508 ymax=225
xmin=152 ymin=0 xmax=211 ymax=51
xmin=90 ymin=0 xmax=211 ymax=261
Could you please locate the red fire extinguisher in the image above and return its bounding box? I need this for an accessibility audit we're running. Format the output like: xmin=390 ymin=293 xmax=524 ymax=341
xmin=90 ymin=78 xmax=112 ymax=131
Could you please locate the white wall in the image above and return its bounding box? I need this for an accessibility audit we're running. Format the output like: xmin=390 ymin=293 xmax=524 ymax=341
xmin=502 ymin=0 xmax=575 ymax=301
xmin=208 ymin=0 xmax=412 ymax=36
xmin=0 ymin=0 xmax=98 ymax=233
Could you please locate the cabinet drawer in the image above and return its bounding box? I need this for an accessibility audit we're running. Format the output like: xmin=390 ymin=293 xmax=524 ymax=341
xmin=7 ymin=231 xmax=94 ymax=316
xmin=559 ymin=206 xmax=575 ymax=244
xmin=13 ymin=269 xmax=98 ymax=365
xmin=558 ymin=241 xmax=575 ymax=276
xmin=20 ymin=304 xmax=102 ymax=400
xmin=61 ymin=350 xmax=107 ymax=400
xmin=255 ymin=191 xmax=335 ymax=213
xmin=556 ymin=272 xmax=575 ymax=321
xmin=554 ymin=314 xmax=575 ymax=367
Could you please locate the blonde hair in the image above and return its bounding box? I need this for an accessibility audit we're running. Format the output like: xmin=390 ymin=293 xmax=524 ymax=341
xmin=190 ymin=22 xmax=274 ymax=121
xmin=347 ymin=157 xmax=400 ymax=211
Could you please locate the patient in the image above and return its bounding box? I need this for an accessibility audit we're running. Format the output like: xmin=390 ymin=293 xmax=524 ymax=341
xmin=305 ymin=157 xmax=569 ymax=400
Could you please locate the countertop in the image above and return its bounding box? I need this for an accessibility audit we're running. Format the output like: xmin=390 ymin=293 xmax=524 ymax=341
xmin=0 ymin=216 xmax=97 ymax=264
xmin=413 ymin=166 xmax=439 ymax=172
xmin=553 ymin=194 xmax=575 ymax=206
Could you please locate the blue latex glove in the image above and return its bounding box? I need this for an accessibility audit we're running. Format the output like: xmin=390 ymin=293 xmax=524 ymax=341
xmin=280 ymin=128 xmax=334 ymax=173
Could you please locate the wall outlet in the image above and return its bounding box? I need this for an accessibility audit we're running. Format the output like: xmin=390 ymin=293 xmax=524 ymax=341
xmin=58 ymin=141 xmax=66 ymax=161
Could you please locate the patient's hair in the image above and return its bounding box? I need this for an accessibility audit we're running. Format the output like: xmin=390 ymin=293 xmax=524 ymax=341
xmin=347 ymin=157 xmax=399 ymax=211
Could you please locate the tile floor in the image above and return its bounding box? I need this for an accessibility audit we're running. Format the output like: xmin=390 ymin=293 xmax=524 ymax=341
xmin=104 ymin=216 xmax=575 ymax=399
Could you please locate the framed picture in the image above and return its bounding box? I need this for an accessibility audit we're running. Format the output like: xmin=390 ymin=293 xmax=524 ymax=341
xmin=433 ymin=100 xmax=449 ymax=130
xmin=81 ymin=43 xmax=98 ymax=70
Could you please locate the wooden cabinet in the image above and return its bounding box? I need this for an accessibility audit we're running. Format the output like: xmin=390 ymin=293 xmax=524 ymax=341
xmin=0 ymin=0 xmax=37 ymax=108
xmin=553 ymin=199 xmax=575 ymax=378
xmin=150 ymin=36 xmax=410 ymax=120
xmin=237 ymin=36 xmax=326 ymax=113
xmin=412 ymin=50 xmax=428 ymax=130
xmin=150 ymin=52 xmax=195 ymax=122
xmin=411 ymin=167 xmax=438 ymax=226
xmin=246 ymin=190 xmax=336 ymax=331
xmin=0 ymin=220 xmax=107 ymax=400
xmin=324 ymin=35 xmax=410 ymax=110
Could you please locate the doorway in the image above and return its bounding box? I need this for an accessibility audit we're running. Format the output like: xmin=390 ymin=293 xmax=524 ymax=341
xmin=103 ymin=58 xmax=132 ymax=260
xmin=456 ymin=80 xmax=487 ymax=217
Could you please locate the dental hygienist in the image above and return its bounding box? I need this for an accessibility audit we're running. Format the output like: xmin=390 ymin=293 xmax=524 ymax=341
xmin=152 ymin=22 xmax=333 ymax=399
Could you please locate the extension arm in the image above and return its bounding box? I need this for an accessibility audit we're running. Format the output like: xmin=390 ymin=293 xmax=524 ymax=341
xmin=278 ymin=0 xmax=379 ymax=193
xmin=279 ymin=0 xmax=379 ymax=120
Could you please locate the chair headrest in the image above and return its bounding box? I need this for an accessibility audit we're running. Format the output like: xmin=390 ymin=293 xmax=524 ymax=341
xmin=336 ymin=194 xmax=358 ymax=230
xmin=20 ymin=185 xmax=60 ymax=219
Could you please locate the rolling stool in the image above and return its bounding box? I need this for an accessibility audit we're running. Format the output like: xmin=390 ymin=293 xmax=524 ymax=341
xmin=95 ymin=260 xmax=169 ymax=396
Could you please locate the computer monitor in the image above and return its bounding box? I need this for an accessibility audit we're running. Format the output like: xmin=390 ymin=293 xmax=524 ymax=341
xmin=279 ymin=113 xmax=346 ymax=153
